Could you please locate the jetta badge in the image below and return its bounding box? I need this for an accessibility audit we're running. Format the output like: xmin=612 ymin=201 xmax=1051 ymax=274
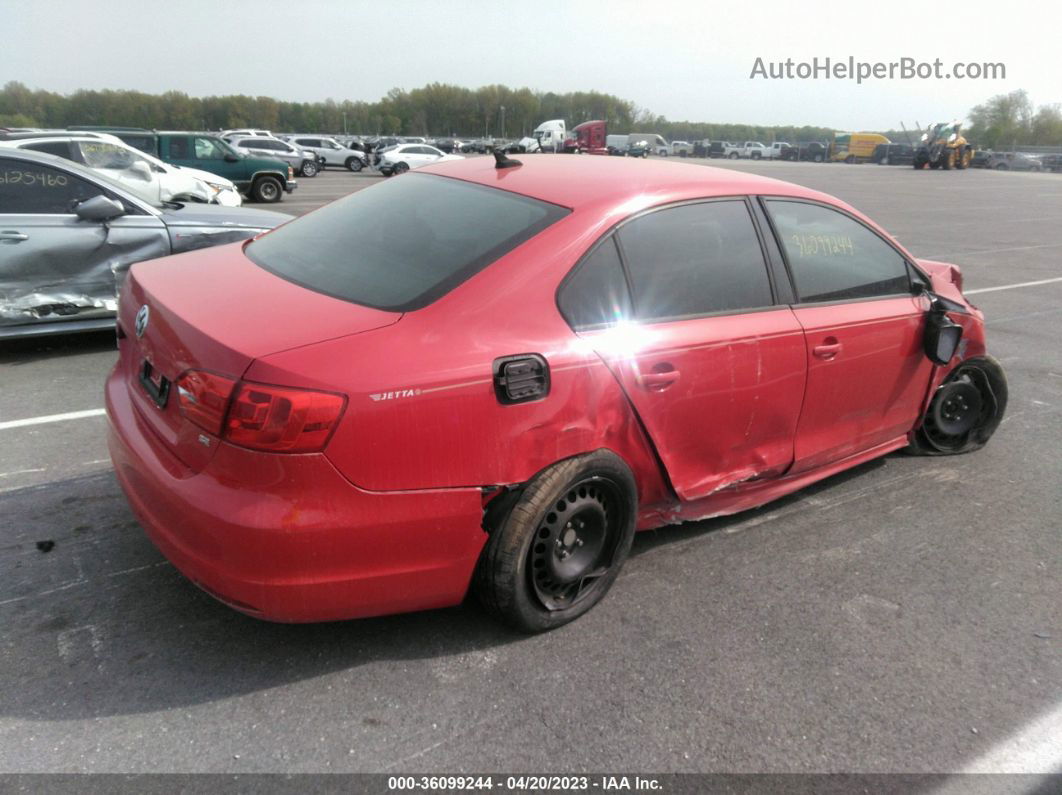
xmin=134 ymin=305 xmax=150 ymax=338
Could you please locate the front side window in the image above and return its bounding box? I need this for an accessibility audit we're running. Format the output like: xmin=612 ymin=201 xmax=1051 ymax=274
xmin=76 ymin=141 xmax=142 ymax=171
xmin=193 ymin=137 xmax=227 ymax=160
xmin=246 ymin=173 xmax=569 ymax=312
xmin=0 ymin=157 xmax=104 ymax=214
xmin=766 ymin=200 xmax=911 ymax=303
xmin=617 ymin=200 xmax=774 ymax=323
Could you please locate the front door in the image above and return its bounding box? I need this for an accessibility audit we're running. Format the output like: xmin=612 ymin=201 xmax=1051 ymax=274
xmin=764 ymin=198 xmax=934 ymax=472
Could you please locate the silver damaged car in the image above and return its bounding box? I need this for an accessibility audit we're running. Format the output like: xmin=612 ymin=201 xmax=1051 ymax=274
xmin=0 ymin=148 xmax=290 ymax=338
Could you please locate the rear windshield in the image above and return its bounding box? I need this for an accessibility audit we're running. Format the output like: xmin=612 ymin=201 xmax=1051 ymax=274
xmin=245 ymin=173 xmax=569 ymax=312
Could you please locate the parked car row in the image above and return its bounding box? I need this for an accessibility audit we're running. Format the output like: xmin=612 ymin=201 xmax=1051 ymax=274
xmin=65 ymin=127 xmax=297 ymax=202
xmin=0 ymin=131 xmax=243 ymax=205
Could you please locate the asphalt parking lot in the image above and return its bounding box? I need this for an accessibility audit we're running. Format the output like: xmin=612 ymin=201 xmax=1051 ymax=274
xmin=1 ymin=159 xmax=1060 ymax=775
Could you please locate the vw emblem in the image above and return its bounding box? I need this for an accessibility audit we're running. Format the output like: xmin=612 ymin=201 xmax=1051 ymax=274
xmin=134 ymin=305 xmax=150 ymax=338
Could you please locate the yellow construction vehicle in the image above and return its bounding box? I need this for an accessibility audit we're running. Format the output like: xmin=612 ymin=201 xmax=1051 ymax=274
xmin=913 ymin=121 xmax=973 ymax=170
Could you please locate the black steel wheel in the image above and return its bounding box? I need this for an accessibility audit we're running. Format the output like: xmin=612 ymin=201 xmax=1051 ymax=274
xmin=474 ymin=450 xmax=637 ymax=633
xmin=528 ymin=479 xmax=621 ymax=611
xmin=909 ymin=356 xmax=1008 ymax=455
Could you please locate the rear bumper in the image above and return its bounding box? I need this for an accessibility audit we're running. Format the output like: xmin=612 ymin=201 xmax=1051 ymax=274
xmin=105 ymin=363 xmax=487 ymax=623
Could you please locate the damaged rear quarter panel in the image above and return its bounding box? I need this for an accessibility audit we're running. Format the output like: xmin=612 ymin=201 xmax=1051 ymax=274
xmin=243 ymin=216 xmax=673 ymax=509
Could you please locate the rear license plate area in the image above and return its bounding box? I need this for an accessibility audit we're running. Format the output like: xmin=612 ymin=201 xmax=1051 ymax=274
xmin=139 ymin=360 xmax=171 ymax=409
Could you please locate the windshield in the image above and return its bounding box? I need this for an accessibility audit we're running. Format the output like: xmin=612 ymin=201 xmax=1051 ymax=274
xmin=245 ymin=173 xmax=570 ymax=312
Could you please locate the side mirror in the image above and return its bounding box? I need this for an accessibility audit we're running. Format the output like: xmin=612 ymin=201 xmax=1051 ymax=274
xmin=75 ymin=195 xmax=126 ymax=222
xmin=224 ymin=153 xmax=239 ymax=162
xmin=924 ymin=300 xmax=963 ymax=365
xmin=130 ymin=160 xmax=153 ymax=181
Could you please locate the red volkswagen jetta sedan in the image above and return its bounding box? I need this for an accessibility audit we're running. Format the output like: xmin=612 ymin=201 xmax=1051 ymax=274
xmin=107 ymin=155 xmax=1007 ymax=632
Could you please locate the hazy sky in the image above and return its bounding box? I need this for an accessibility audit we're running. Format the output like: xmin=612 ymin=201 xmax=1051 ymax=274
xmin=3 ymin=0 xmax=1057 ymax=130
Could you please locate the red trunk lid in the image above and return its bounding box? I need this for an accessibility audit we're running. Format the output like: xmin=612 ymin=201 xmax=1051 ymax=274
xmin=117 ymin=242 xmax=400 ymax=471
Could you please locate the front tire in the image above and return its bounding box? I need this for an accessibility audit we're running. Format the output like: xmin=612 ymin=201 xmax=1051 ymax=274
xmin=251 ymin=175 xmax=282 ymax=203
xmin=908 ymin=356 xmax=1008 ymax=455
xmin=392 ymin=161 xmax=409 ymax=174
xmin=300 ymin=160 xmax=318 ymax=177
xmin=474 ymin=450 xmax=637 ymax=633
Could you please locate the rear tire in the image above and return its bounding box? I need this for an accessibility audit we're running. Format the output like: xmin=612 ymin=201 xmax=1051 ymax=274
xmin=473 ymin=450 xmax=637 ymax=633
xmin=251 ymin=175 xmax=282 ymax=203
xmin=729 ymin=152 xmax=739 ymax=159
xmin=907 ymin=356 xmax=1008 ymax=456
xmin=300 ymin=160 xmax=318 ymax=177
xmin=346 ymin=157 xmax=363 ymax=172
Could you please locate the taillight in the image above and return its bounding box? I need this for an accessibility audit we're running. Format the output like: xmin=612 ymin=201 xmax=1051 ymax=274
xmin=225 ymin=381 xmax=346 ymax=453
xmin=176 ymin=370 xmax=237 ymax=435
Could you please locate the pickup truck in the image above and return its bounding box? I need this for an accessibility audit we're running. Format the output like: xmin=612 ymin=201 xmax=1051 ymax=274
xmin=724 ymin=141 xmax=777 ymax=160
xmin=70 ymin=127 xmax=297 ymax=203
xmin=767 ymin=142 xmax=790 ymax=159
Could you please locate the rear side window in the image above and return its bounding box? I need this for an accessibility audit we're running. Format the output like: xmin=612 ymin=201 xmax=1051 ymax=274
xmin=767 ymin=200 xmax=911 ymax=302
xmin=22 ymin=141 xmax=73 ymax=159
xmin=618 ymin=200 xmax=773 ymax=322
xmin=558 ymin=237 xmax=632 ymax=330
xmin=167 ymin=138 xmax=189 ymax=158
xmin=246 ymin=173 xmax=569 ymax=312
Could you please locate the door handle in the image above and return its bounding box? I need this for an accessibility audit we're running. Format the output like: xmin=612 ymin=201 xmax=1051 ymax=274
xmin=0 ymin=231 xmax=29 ymax=243
xmin=813 ymin=342 xmax=842 ymax=359
xmin=638 ymin=367 xmax=681 ymax=390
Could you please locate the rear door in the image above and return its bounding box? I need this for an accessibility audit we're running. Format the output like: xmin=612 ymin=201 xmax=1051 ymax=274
xmin=560 ymin=199 xmax=807 ymax=501
xmin=764 ymin=198 xmax=933 ymax=472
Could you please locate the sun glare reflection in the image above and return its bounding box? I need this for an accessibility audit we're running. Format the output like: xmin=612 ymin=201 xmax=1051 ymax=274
xmin=569 ymin=320 xmax=657 ymax=361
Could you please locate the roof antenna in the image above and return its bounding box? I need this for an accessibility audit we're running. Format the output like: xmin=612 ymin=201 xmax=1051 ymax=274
xmin=493 ymin=150 xmax=522 ymax=169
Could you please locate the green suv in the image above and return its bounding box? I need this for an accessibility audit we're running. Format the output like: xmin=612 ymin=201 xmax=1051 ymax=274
xmin=68 ymin=127 xmax=297 ymax=203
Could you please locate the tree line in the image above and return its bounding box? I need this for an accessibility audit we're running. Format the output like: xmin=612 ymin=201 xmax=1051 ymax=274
xmin=1 ymin=81 xmax=1058 ymax=148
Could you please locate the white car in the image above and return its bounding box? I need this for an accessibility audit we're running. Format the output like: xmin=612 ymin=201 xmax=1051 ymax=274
xmin=220 ymin=128 xmax=275 ymax=139
xmin=378 ymin=144 xmax=463 ymax=175
xmin=283 ymin=135 xmax=367 ymax=172
xmin=0 ymin=133 xmax=242 ymax=206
